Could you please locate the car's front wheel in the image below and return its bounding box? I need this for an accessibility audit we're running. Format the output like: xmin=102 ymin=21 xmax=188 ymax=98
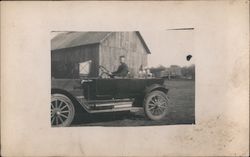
xmin=143 ymin=91 xmax=169 ymax=121
xmin=51 ymin=93 xmax=75 ymax=127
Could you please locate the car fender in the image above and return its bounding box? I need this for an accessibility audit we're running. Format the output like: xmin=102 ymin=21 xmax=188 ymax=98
xmin=51 ymin=88 xmax=89 ymax=113
xmin=144 ymin=84 xmax=169 ymax=95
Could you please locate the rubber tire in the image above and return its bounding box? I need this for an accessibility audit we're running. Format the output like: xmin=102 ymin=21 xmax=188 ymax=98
xmin=143 ymin=91 xmax=169 ymax=121
xmin=51 ymin=93 xmax=75 ymax=127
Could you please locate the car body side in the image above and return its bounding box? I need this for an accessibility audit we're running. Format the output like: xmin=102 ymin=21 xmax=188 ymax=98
xmin=51 ymin=78 xmax=168 ymax=110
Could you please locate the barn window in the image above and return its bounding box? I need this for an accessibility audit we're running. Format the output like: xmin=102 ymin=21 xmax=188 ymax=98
xmin=79 ymin=60 xmax=92 ymax=77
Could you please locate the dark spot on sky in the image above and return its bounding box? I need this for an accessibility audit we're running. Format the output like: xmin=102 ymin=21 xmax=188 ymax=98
xmin=186 ymin=55 xmax=192 ymax=61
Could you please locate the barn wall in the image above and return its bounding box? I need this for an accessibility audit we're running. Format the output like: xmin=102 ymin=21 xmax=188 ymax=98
xmin=99 ymin=32 xmax=148 ymax=77
xmin=51 ymin=44 xmax=99 ymax=78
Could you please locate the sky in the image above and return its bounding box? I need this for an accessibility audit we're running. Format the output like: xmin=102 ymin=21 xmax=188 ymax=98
xmin=140 ymin=30 xmax=194 ymax=68
xmin=51 ymin=30 xmax=195 ymax=68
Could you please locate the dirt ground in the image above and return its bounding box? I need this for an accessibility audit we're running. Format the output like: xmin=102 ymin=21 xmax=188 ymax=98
xmin=72 ymin=80 xmax=195 ymax=127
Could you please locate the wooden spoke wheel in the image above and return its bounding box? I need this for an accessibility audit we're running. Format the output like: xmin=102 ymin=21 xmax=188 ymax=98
xmin=143 ymin=91 xmax=169 ymax=120
xmin=51 ymin=94 xmax=75 ymax=127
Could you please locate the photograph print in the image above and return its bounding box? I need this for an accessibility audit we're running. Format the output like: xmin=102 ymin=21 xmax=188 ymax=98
xmin=51 ymin=30 xmax=195 ymax=127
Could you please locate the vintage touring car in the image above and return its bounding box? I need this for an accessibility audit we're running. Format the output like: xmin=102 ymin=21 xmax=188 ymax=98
xmin=51 ymin=62 xmax=169 ymax=127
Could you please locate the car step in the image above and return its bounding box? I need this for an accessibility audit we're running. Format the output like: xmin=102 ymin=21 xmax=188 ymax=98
xmin=86 ymin=98 xmax=134 ymax=104
xmin=75 ymin=96 xmax=137 ymax=113
xmin=89 ymin=107 xmax=141 ymax=113
xmin=90 ymin=101 xmax=133 ymax=110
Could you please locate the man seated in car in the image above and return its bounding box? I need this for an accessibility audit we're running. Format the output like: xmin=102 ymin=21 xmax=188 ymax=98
xmin=109 ymin=55 xmax=129 ymax=78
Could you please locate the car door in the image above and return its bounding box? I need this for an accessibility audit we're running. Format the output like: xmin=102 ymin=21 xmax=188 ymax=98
xmin=127 ymin=79 xmax=147 ymax=96
xmin=95 ymin=78 xmax=132 ymax=100
xmin=114 ymin=79 xmax=130 ymax=99
xmin=95 ymin=79 xmax=117 ymax=100
xmin=114 ymin=78 xmax=147 ymax=98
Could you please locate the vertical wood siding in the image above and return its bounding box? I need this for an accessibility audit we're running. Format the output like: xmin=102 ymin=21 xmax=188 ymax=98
xmin=100 ymin=32 xmax=148 ymax=77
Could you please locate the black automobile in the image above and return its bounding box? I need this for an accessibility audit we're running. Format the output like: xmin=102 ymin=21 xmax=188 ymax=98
xmin=51 ymin=62 xmax=169 ymax=127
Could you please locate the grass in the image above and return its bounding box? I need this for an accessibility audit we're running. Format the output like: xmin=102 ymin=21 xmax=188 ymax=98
xmin=164 ymin=80 xmax=195 ymax=125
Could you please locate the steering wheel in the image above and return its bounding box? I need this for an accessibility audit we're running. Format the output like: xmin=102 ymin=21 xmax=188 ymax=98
xmin=98 ymin=65 xmax=113 ymax=78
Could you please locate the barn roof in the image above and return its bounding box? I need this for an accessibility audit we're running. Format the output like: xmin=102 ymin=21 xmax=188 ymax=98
xmin=51 ymin=31 xmax=151 ymax=53
xmin=51 ymin=32 xmax=110 ymax=51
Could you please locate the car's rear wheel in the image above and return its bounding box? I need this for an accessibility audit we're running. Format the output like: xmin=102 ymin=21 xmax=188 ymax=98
xmin=143 ymin=91 xmax=169 ymax=120
xmin=51 ymin=93 xmax=75 ymax=127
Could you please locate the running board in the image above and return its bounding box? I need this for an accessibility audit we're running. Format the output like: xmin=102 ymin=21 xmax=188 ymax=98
xmin=87 ymin=98 xmax=134 ymax=104
xmin=89 ymin=107 xmax=142 ymax=113
xmin=76 ymin=96 xmax=136 ymax=113
xmin=90 ymin=101 xmax=133 ymax=110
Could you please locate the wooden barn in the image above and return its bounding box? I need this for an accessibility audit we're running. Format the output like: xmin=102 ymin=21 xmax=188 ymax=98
xmin=51 ymin=31 xmax=151 ymax=78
